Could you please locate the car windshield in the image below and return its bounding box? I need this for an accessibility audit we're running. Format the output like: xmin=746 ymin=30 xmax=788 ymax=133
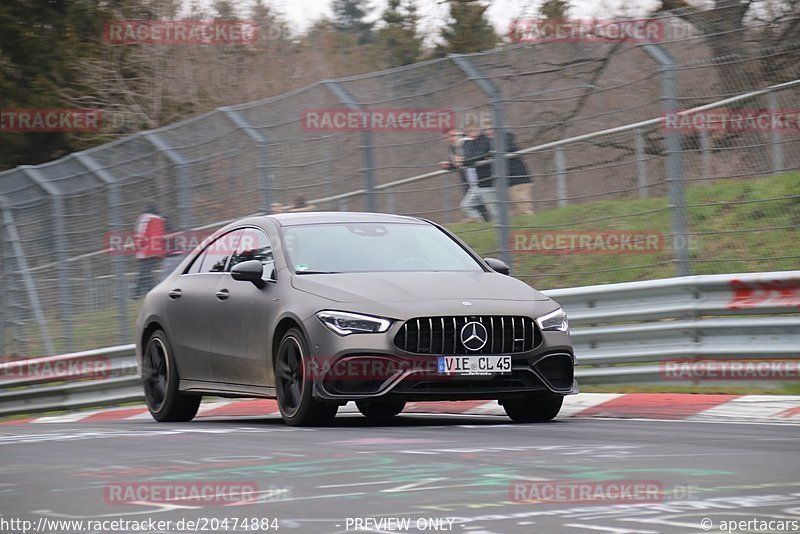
xmin=283 ymin=222 xmax=483 ymax=274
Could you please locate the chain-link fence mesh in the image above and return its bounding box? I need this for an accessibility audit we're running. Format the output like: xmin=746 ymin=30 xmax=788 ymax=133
xmin=1 ymin=4 xmax=798 ymax=356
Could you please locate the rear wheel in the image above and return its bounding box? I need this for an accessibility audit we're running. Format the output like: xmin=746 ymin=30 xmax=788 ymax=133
xmin=275 ymin=328 xmax=338 ymax=426
xmin=143 ymin=330 xmax=200 ymax=422
xmin=356 ymin=400 xmax=406 ymax=418
xmin=502 ymin=393 xmax=563 ymax=423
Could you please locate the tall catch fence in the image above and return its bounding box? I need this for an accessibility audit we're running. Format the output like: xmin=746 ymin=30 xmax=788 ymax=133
xmin=1 ymin=3 xmax=798 ymax=356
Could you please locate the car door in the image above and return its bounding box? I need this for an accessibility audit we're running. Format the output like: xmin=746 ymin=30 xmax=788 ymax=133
xmin=165 ymin=229 xmax=243 ymax=383
xmin=210 ymin=227 xmax=277 ymax=386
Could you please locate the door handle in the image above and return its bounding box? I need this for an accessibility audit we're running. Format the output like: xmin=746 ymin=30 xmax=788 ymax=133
xmin=168 ymin=289 xmax=182 ymax=299
xmin=215 ymin=289 xmax=230 ymax=300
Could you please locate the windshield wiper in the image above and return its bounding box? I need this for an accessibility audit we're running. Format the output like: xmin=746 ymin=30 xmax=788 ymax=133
xmin=295 ymin=270 xmax=340 ymax=274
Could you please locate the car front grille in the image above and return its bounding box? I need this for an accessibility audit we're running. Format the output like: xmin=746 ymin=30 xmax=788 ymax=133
xmin=394 ymin=316 xmax=540 ymax=355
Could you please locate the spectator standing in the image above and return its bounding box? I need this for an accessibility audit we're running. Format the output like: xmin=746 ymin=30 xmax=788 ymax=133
xmin=133 ymin=205 xmax=166 ymax=297
xmin=288 ymin=196 xmax=317 ymax=212
xmin=485 ymin=127 xmax=534 ymax=216
xmin=461 ymin=125 xmax=497 ymax=221
xmin=438 ymin=127 xmax=490 ymax=223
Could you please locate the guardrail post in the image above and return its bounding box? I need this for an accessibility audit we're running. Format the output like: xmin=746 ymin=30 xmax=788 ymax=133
xmin=768 ymin=92 xmax=784 ymax=172
xmin=634 ymin=128 xmax=648 ymax=198
xmin=321 ymin=80 xmax=378 ymax=212
xmin=642 ymin=44 xmax=690 ymax=277
xmin=451 ymin=55 xmax=512 ymax=269
xmin=554 ymin=147 xmax=568 ymax=207
xmin=75 ymin=153 xmax=130 ymax=344
xmin=0 ymin=198 xmax=54 ymax=355
xmin=144 ymin=132 xmax=193 ymax=231
xmin=220 ymin=108 xmax=273 ymax=213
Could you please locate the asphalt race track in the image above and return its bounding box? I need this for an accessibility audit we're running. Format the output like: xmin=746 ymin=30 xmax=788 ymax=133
xmin=1 ymin=411 xmax=799 ymax=534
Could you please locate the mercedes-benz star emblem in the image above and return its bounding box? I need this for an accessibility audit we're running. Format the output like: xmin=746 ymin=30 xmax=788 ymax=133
xmin=460 ymin=321 xmax=488 ymax=351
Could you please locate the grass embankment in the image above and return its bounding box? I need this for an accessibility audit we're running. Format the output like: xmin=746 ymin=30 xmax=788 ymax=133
xmin=452 ymin=172 xmax=799 ymax=288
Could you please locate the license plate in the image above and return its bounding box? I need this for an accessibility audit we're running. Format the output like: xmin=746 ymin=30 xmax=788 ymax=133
xmin=437 ymin=355 xmax=512 ymax=375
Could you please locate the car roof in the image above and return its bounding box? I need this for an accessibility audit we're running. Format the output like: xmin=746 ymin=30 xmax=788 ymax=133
xmin=267 ymin=211 xmax=427 ymax=227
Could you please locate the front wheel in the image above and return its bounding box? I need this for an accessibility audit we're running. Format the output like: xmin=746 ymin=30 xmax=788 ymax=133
xmin=502 ymin=393 xmax=563 ymax=423
xmin=356 ymin=400 xmax=406 ymax=418
xmin=143 ymin=330 xmax=200 ymax=422
xmin=275 ymin=328 xmax=338 ymax=426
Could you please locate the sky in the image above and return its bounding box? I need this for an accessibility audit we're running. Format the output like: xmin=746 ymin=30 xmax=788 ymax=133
xmin=267 ymin=0 xmax=661 ymax=38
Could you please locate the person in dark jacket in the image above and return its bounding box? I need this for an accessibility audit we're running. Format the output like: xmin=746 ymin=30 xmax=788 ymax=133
xmin=485 ymin=127 xmax=534 ymax=215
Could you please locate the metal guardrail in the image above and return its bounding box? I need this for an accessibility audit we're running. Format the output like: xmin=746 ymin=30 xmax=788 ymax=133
xmin=1 ymin=271 xmax=797 ymax=417
xmin=0 ymin=345 xmax=141 ymax=417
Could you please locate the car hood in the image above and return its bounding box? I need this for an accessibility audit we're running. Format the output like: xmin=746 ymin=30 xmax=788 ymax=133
xmin=291 ymin=271 xmax=550 ymax=304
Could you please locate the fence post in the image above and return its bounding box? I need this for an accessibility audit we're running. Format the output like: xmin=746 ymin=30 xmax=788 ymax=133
xmin=700 ymin=130 xmax=712 ymax=180
xmin=386 ymin=189 xmax=396 ymax=214
xmin=20 ymin=167 xmax=72 ymax=353
xmin=443 ymin=172 xmax=454 ymax=224
xmin=768 ymin=92 xmax=784 ymax=172
xmin=634 ymin=128 xmax=648 ymax=198
xmin=75 ymin=153 xmax=130 ymax=344
xmin=321 ymin=80 xmax=378 ymax=212
xmin=10 ymin=276 xmax=25 ymax=356
xmin=642 ymin=44 xmax=690 ymax=277
xmin=0 ymin=197 xmax=54 ymax=356
xmin=0 ymin=215 xmax=6 ymax=355
xmin=220 ymin=108 xmax=273 ymax=213
xmin=554 ymin=147 xmax=568 ymax=207
xmin=451 ymin=55 xmax=512 ymax=270
xmin=144 ymin=132 xmax=193 ymax=231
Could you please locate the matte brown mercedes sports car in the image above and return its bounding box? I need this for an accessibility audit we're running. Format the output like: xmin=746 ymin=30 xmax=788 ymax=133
xmin=136 ymin=212 xmax=576 ymax=425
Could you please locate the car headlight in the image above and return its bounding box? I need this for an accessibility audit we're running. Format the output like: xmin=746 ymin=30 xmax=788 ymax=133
xmin=316 ymin=311 xmax=392 ymax=336
xmin=536 ymin=308 xmax=569 ymax=332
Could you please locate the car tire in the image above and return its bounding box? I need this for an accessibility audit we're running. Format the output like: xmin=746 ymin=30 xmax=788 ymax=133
xmin=143 ymin=329 xmax=201 ymax=422
xmin=502 ymin=393 xmax=563 ymax=423
xmin=356 ymin=400 xmax=406 ymax=418
xmin=275 ymin=328 xmax=338 ymax=426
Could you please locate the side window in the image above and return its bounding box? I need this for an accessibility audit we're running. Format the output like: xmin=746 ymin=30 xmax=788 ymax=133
xmin=202 ymin=230 xmax=243 ymax=273
xmin=185 ymin=249 xmax=206 ymax=274
xmin=229 ymin=228 xmax=275 ymax=281
xmin=183 ymin=230 xmax=243 ymax=274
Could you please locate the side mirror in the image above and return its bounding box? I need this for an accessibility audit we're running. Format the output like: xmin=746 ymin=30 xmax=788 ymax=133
xmin=231 ymin=260 xmax=266 ymax=288
xmin=484 ymin=257 xmax=510 ymax=276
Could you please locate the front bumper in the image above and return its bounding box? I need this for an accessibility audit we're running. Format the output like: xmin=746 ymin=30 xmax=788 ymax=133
xmin=303 ymin=314 xmax=577 ymax=402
